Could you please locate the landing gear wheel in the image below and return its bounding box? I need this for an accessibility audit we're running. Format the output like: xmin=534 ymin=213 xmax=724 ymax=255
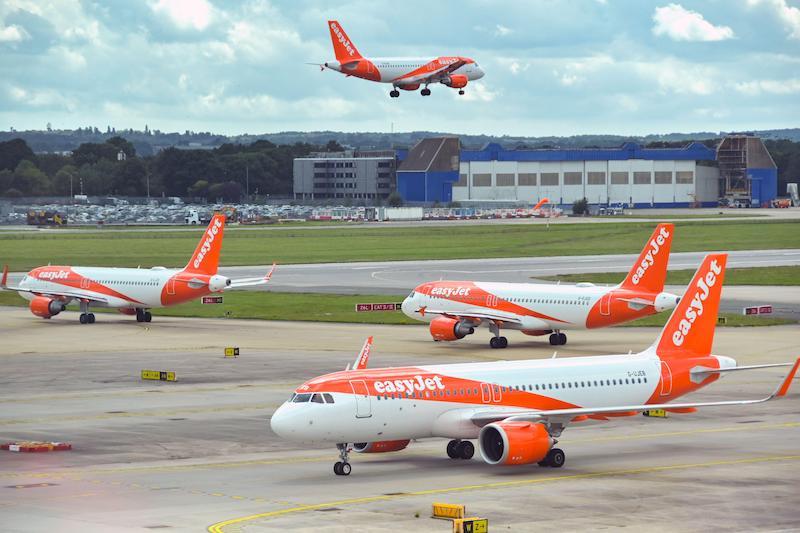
xmin=79 ymin=313 xmax=87 ymax=324
xmin=334 ymin=461 xmax=342 ymax=475
xmin=421 ymin=88 xmax=431 ymax=96
xmin=136 ymin=309 xmax=145 ymax=322
xmin=458 ymin=89 xmax=465 ymax=95
xmin=390 ymin=89 xmax=400 ymax=98
xmin=340 ymin=462 xmax=351 ymax=475
xmin=144 ymin=311 xmax=152 ymax=323
xmin=456 ymin=440 xmax=474 ymax=460
xmin=498 ymin=337 xmax=508 ymax=348
xmin=547 ymin=448 xmax=565 ymax=468
xmin=447 ymin=440 xmax=460 ymax=459
xmin=558 ymin=333 xmax=567 ymax=345
xmin=549 ymin=333 xmax=566 ymax=346
xmin=490 ymin=336 xmax=508 ymax=349
xmin=87 ymin=313 xmax=95 ymax=324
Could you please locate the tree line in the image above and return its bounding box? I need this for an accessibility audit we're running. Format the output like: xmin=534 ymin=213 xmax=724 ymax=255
xmin=0 ymin=137 xmax=324 ymax=201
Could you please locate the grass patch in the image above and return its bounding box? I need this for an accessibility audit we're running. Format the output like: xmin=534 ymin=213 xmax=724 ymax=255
xmin=538 ymin=266 xmax=800 ymax=286
xmin=0 ymin=219 xmax=797 ymax=272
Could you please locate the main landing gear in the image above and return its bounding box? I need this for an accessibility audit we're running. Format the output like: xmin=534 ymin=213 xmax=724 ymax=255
xmin=421 ymin=87 xmax=431 ymax=96
xmin=458 ymin=89 xmax=465 ymax=95
xmin=489 ymin=322 xmax=508 ymax=349
xmin=390 ymin=88 xmax=400 ymax=98
xmin=78 ymin=300 xmax=95 ymax=324
xmin=549 ymin=332 xmax=567 ymax=346
xmin=136 ymin=308 xmax=153 ymax=323
xmin=333 ymin=443 xmax=352 ymax=476
xmin=537 ymin=447 xmax=565 ymax=468
xmin=446 ymin=439 xmax=474 ymax=460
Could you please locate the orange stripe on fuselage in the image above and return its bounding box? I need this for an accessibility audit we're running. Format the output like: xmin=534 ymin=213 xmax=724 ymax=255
xmin=392 ymin=56 xmax=471 ymax=82
xmin=29 ymin=266 xmax=144 ymax=305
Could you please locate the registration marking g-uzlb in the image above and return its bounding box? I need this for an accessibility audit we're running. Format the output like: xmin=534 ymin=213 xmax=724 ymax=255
xmin=672 ymin=258 xmax=722 ymax=347
xmin=631 ymin=225 xmax=671 ymax=285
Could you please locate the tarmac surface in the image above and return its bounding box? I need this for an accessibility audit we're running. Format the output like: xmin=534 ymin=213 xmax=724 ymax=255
xmin=0 ymin=308 xmax=798 ymax=532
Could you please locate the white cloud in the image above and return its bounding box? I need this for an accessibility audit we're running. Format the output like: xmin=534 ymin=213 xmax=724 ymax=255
xmin=0 ymin=24 xmax=29 ymax=43
xmin=54 ymin=46 xmax=87 ymax=69
xmin=7 ymin=85 xmax=76 ymax=110
xmin=458 ymin=82 xmax=497 ymax=102
xmin=151 ymin=0 xmax=213 ymax=31
xmin=633 ymin=58 xmax=718 ymax=95
xmin=494 ymin=24 xmax=512 ymax=37
xmin=748 ymin=0 xmax=800 ymax=39
xmin=652 ymin=3 xmax=734 ymax=41
xmin=553 ymin=54 xmax=614 ymax=86
xmin=733 ymin=78 xmax=800 ymax=95
xmin=508 ymin=61 xmax=529 ymax=75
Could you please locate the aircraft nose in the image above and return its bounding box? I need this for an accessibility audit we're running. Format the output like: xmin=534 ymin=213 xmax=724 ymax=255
xmin=270 ymin=403 xmax=291 ymax=438
xmin=475 ymin=67 xmax=485 ymax=80
xmin=401 ymin=295 xmax=414 ymax=318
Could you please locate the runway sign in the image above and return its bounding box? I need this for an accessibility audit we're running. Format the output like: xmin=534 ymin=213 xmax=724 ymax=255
xmin=743 ymin=305 xmax=773 ymax=316
xmin=432 ymin=502 xmax=465 ymax=520
xmin=224 ymin=347 xmax=239 ymax=357
xmin=355 ymin=303 xmax=402 ymax=312
xmin=453 ymin=517 xmax=488 ymax=533
xmin=141 ymin=370 xmax=177 ymax=382
xmin=202 ymin=296 xmax=224 ymax=304
xmin=643 ymin=409 xmax=668 ymax=418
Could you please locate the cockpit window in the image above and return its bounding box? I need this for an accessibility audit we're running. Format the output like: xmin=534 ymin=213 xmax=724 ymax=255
xmin=323 ymin=393 xmax=334 ymax=403
xmin=311 ymin=393 xmax=324 ymax=403
xmin=288 ymin=393 xmax=296 ymax=402
xmin=408 ymin=291 xmax=415 ymax=298
xmin=292 ymin=393 xmax=312 ymax=403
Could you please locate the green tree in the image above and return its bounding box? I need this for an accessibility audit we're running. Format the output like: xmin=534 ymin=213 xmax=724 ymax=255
xmin=111 ymin=158 xmax=147 ymax=196
xmin=53 ymin=165 xmax=79 ymax=196
xmin=12 ymin=160 xmax=51 ymax=195
xmin=0 ymin=138 xmax=35 ymax=171
xmin=188 ymin=179 xmax=210 ymax=197
xmin=387 ymin=191 xmax=404 ymax=207
xmin=572 ymin=197 xmax=589 ymax=215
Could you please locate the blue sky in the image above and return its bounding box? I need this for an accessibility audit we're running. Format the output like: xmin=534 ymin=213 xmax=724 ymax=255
xmin=1 ymin=0 xmax=799 ymax=136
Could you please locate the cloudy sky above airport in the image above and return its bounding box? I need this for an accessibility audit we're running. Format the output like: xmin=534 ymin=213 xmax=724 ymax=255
xmin=1 ymin=0 xmax=799 ymax=137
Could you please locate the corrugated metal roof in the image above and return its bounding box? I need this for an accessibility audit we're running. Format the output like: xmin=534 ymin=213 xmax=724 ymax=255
xmin=461 ymin=142 xmax=716 ymax=162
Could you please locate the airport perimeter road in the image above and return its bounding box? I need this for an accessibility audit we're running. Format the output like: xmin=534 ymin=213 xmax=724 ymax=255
xmin=0 ymin=309 xmax=798 ymax=532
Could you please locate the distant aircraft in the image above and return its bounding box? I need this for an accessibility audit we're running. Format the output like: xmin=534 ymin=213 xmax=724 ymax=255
xmin=1 ymin=214 xmax=275 ymax=324
xmin=318 ymin=20 xmax=485 ymax=98
xmin=401 ymin=223 xmax=679 ymax=348
xmin=270 ymin=254 xmax=799 ymax=476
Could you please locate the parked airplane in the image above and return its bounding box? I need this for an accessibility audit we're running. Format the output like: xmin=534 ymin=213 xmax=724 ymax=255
xmin=318 ymin=20 xmax=485 ymax=98
xmin=270 ymin=254 xmax=799 ymax=476
xmin=401 ymin=223 xmax=679 ymax=348
xmin=0 ymin=214 xmax=274 ymax=324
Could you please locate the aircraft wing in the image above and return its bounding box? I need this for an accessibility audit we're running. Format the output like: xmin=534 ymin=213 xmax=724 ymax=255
xmin=1 ymin=284 xmax=109 ymax=304
xmin=469 ymin=358 xmax=800 ymax=427
xmin=394 ymin=59 xmax=469 ymax=86
xmin=416 ymin=307 xmax=523 ymax=325
xmin=226 ymin=263 xmax=276 ymax=290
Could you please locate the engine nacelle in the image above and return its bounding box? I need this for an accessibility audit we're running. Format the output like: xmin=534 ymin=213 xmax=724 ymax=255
xmin=353 ymin=440 xmax=411 ymax=453
xmin=30 ymin=296 xmax=66 ymax=319
xmin=443 ymin=74 xmax=468 ymax=89
xmin=208 ymin=274 xmax=231 ymax=292
xmin=654 ymin=291 xmax=680 ymax=312
xmin=430 ymin=316 xmax=474 ymax=341
xmin=479 ymin=421 xmax=553 ymax=465
xmin=118 ymin=307 xmax=137 ymax=316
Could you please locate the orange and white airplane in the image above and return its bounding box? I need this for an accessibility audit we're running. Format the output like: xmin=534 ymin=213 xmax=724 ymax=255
xmin=319 ymin=20 xmax=485 ymax=98
xmin=0 ymin=214 xmax=274 ymax=324
xmin=270 ymin=254 xmax=799 ymax=476
xmin=401 ymin=223 xmax=679 ymax=348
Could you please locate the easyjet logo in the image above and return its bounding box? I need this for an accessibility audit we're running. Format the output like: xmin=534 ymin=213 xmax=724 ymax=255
xmin=632 ymin=226 xmax=670 ymax=285
xmin=430 ymin=286 xmax=471 ymax=298
xmin=38 ymin=270 xmax=69 ymax=280
xmin=193 ymin=218 xmax=222 ymax=269
xmin=330 ymin=22 xmax=355 ymax=57
xmin=438 ymin=57 xmax=458 ymax=65
xmin=373 ymin=375 xmax=445 ymax=394
xmin=671 ymin=259 xmax=722 ymax=346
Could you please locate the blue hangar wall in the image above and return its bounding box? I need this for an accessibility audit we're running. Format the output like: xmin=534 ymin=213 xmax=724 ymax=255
xmin=396 ymin=171 xmax=458 ymax=203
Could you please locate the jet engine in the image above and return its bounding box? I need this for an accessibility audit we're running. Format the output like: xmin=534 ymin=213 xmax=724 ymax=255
xmin=353 ymin=440 xmax=411 ymax=453
xmin=208 ymin=274 xmax=231 ymax=292
xmin=443 ymin=74 xmax=468 ymax=89
xmin=654 ymin=292 xmax=680 ymax=312
xmin=429 ymin=316 xmax=474 ymax=341
xmin=30 ymin=296 xmax=66 ymax=319
xmin=479 ymin=421 xmax=553 ymax=465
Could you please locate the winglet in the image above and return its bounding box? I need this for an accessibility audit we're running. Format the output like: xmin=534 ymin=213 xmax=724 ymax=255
xmin=352 ymin=336 xmax=373 ymax=370
xmin=0 ymin=265 xmax=7 ymax=288
xmin=776 ymin=357 xmax=800 ymax=398
xmin=264 ymin=262 xmax=277 ymax=283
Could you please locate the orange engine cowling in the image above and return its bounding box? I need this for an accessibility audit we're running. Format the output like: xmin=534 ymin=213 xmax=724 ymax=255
xmin=118 ymin=308 xmax=137 ymax=316
xmin=30 ymin=296 xmax=66 ymax=319
xmin=353 ymin=440 xmax=410 ymax=453
xmin=429 ymin=316 xmax=475 ymax=341
xmin=479 ymin=421 xmax=553 ymax=465
xmin=444 ymin=74 xmax=468 ymax=89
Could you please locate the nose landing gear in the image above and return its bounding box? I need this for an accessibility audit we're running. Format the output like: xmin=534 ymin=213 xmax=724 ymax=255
xmin=421 ymin=87 xmax=431 ymax=96
xmin=333 ymin=443 xmax=352 ymax=476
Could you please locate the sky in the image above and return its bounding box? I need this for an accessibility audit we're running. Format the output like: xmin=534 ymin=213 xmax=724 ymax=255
xmin=1 ymin=0 xmax=799 ymax=137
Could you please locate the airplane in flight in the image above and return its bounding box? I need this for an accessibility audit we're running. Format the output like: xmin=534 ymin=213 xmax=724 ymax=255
xmin=318 ymin=20 xmax=485 ymax=98
xmin=270 ymin=253 xmax=799 ymax=476
xmin=401 ymin=223 xmax=679 ymax=348
xmin=0 ymin=214 xmax=274 ymax=324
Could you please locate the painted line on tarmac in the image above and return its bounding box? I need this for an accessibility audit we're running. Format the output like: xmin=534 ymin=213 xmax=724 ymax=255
xmin=206 ymin=454 xmax=800 ymax=533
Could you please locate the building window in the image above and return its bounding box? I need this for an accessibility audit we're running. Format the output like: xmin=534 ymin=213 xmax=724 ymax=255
xmin=378 ymin=172 xmax=391 ymax=178
xmin=541 ymin=173 xmax=559 ymax=186
xmin=633 ymin=172 xmax=652 ymax=184
xmin=654 ymin=171 xmax=672 ymax=184
xmin=313 ymin=172 xmax=327 ymax=178
xmin=377 ymin=183 xmax=391 ymax=189
xmin=610 ymin=172 xmax=629 ymax=184
xmin=587 ymin=172 xmax=606 ymax=185
xmin=313 ymin=162 xmax=326 ymax=168
xmin=455 ymin=174 xmax=468 ymax=187
xmin=346 ymin=162 xmax=354 ymax=168
xmin=496 ymin=173 xmax=515 ymax=187
xmin=473 ymin=173 xmax=491 ymax=187
xmin=377 ymin=161 xmax=392 ymax=168
xmin=564 ymin=172 xmax=582 ymax=185
xmin=518 ymin=173 xmax=537 ymax=186
xmin=676 ymin=171 xmax=694 ymax=184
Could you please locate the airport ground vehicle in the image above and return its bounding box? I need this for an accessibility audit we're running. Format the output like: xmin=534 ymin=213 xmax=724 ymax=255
xmin=401 ymin=223 xmax=679 ymax=348
xmin=1 ymin=214 xmax=275 ymax=324
xmin=271 ymin=254 xmax=799 ymax=476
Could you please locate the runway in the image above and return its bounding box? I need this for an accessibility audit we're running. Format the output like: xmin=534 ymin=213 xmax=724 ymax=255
xmin=1 ymin=308 xmax=798 ymax=531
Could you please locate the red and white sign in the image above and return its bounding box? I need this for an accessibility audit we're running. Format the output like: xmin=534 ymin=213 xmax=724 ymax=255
xmin=202 ymin=296 xmax=224 ymax=304
xmin=743 ymin=305 xmax=773 ymax=316
xmin=355 ymin=303 xmax=401 ymax=312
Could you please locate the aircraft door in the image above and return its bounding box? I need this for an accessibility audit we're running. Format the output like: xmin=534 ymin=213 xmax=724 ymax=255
xmin=167 ymin=278 xmax=176 ymax=296
xmin=349 ymin=380 xmax=372 ymax=418
xmin=659 ymin=361 xmax=673 ymax=396
xmin=600 ymin=293 xmax=611 ymax=315
xmin=481 ymin=383 xmax=491 ymax=403
xmin=491 ymin=383 xmax=502 ymax=403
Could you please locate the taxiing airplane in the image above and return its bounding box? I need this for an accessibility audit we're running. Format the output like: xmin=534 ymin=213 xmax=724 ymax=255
xmin=401 ymin=223 xmax=679 ymax=348
xmin=270 ymin=253 xmax=799 ymax=476
xmin=0 ymin=214 xmax=274 ymax=324
xmin=318 ymin=20 xmax=485 ymax=98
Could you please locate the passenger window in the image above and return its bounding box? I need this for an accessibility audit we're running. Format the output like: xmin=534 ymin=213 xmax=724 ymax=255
xmin=323 ymin=393 xmax=334 ymax=403
xmin=311 ymin=393 xmax=324 ymax=403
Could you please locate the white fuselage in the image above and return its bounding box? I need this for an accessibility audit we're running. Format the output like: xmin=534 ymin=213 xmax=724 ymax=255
xmin=326 ymin=57 xmax=485 ymax=84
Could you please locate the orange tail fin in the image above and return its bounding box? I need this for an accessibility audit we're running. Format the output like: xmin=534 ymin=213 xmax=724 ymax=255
xmin=183 ymin=214 xmax=225 ymax=275
xmin=619 ymin=223 xmax=674 ymax=293
xmin=328 ymin=20 xmax=362 ymax=61
xmin=653 ymin=253 xmax=727 ymax=359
